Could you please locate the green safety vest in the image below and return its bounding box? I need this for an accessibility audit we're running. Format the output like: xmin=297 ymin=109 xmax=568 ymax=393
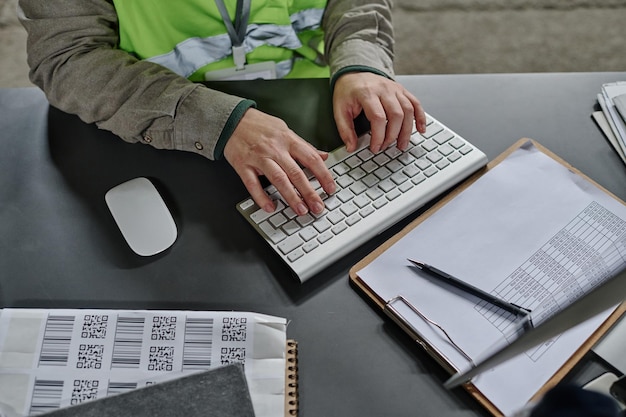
xmin=112 ymin=0 xmax=330 ymax=81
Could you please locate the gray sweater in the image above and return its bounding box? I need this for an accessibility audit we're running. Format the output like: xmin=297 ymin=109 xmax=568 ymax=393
xmin=18 ymin=0 xmax=396 ymax=160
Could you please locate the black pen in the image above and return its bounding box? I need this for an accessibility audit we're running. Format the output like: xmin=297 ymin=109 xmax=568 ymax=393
xmin=408 ymin=259 xmax=531 ymax=317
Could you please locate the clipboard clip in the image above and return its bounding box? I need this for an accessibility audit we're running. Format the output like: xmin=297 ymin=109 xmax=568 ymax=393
xmin=384 ymin=295 xmax=475 ymax=372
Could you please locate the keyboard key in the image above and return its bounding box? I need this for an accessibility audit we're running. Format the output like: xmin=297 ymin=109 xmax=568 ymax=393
xmin=391 ymin=172 xmax=408 ymax=185
xmin=303 ymin=240 xmax=319 ymax=253
xmin=340 ymin=201 xmax=358 ymax=217
xmin=250 ymin=200 xmax=286 ymax=224
xmin=345 ymin=155 xmax=362 ymax=168
xmin=345 ymin=214 xmax=361 ymax=226
xmin=326 ymin=209 xmax=345 ymax=225
xmin=427 ymin=152 xmax=443 ymax=163
xmin=299 ymin=226 xmax=317 ymax=242
xmin=366 ymin=187 xmax=384 ymax=200
xmin=360 ymin=205 xmax=375 ymax=218
xmin=296 ymin=213 xmax=314 ymax=227
xmin=331 ymin=223 xmax=347 ymax=235
xmin=373 ymin=198 xmax=388 ymax=209
xmin=374 ymin=166 xmax=392 ymax=180
xmin=313 ymin=218 xmax=332 ymax=233
xmin=379 ymin=179 xmax=395 ymax=193
xmin=278 ymin=234 xmax=304 ymax=255
xmin=349 ymin=181 xmax=368 ymax=195
xmin=333 ymin=162 xmax=350 ymax=175
xmin=349 ymin=167 xmax=366 ymax=180
xmin=373 ymin=153 xmax=390 ymax=166
xmin=324 ymin=195 xmax=341 ymax=211
xmin=269 ymin=212 xmax=288 ymax=228
xmin=424 ymin=166 xmax=438 ymax=177
xmin=385 ymin=147 xmax=402 ymax=159
xmin=415 ymin=158 xmax=432 ymax=170
xmin=239 ymin=199 xmax=255 ymax=211
xmin=386 ymin=189 xmax=401 ymax=201
xmin=423 ymin=122 xmax=443 ymax=138
xmin=422 ymin=140 xmax=438 ymax=152
xmin=317 ymin=231 xmax=334 ymax=244
xmin=433 ymin=130 xmax=454 ymax=145
xmin=448 ymin=152 xmax=462 ymax=162
xmin=403 ymin=164 xmax=420 ymax=178
xmin=287 ymin=249 xmax=304 ymax=262
xmin=410 ymin=147 xmax=427 ymax=159
xmin=361 ymin=160 xmax=379 ymax=173
xmin=357 ymin=148 xmax=375 ymax=161
xmin=386 ymin=160 xmax=404 ymax=172
xmin=282 ymin=220 xmax=300 ymax=235
xmin=436 ymin=159 xmax=451 ymax=170
xmin=399 ymin=182 xmax=413 ymax=193
xmin=259 ymin=221 xmax=287 ymax=244
xmin=362 ymin=174 xmax=379 ymax=188
xmin=438 ymin=143 xmax=455 ymax=156
xmin=354 ymin=194 xmax=371 ymax=208
xmin=337 ymin=189 xmax=355 ymax=203
xmin=337 ymin=175 xmax=354 ymax=188
xmin=398 ymin=152 xmax=415 ymax=165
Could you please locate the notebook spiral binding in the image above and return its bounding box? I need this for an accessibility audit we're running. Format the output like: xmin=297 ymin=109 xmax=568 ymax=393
xmin=286 ymin=339 xmax=299 ymax=416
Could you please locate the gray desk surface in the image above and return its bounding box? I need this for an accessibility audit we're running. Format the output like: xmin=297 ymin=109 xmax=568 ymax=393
xmin=2 ymin=72 xmax=626 ymax=417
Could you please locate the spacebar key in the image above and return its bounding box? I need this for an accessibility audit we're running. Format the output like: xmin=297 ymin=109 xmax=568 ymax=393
xmin=277 ymin=234 xmax=304 ymax=255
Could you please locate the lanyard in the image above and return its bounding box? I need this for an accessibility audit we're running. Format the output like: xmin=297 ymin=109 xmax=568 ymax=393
xmin=214 ymin=0 xmax=251 ymax=69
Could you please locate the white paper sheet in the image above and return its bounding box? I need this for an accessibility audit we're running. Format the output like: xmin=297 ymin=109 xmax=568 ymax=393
xmin=0 ymin=309 xmax=288 ymax=417
xmin=599 ymin=82 xmax=626 ymax=156
xmin=356 ymin=141 xmax=626 ymax=416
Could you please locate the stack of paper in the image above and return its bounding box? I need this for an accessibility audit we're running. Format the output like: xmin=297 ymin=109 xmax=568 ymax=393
xmin=0 ymin=309 xmax=292 ymax=417
xmin=594 ymin=81 xmax=626 ymax=164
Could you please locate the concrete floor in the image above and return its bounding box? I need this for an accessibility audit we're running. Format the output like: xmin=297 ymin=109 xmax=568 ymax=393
xmin=1 ymin=0 xmax=625 ymax=88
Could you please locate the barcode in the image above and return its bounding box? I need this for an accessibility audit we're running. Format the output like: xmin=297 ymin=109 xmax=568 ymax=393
xmin=38 ymin=315 xmax=75 ymax=366
xmin=107 ymin=381 xmax=138 ymax=396
xmin=111 ymin=316 xmax=144 ymax=368
xmin=182 ymin=318 xmax=213 ymax=370
xmin=29 ymin=379 xmax=63 ymax=415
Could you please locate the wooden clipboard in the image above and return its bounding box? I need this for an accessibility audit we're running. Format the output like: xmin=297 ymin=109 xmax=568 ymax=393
xmin=349 ymin=138 xmax=626 ymax=416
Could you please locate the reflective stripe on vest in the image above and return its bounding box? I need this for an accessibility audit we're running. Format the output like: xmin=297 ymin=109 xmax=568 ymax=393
xmin=147 ymin=23 xmax=300 ymax=78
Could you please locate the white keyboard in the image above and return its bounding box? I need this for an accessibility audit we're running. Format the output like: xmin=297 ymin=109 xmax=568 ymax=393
xmin=237 ymin=114 xmax=488 ymax=282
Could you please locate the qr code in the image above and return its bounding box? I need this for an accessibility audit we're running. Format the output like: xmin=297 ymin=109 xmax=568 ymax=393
xmin=220 ymin=347 xmax=246 ymax=365
xmin=77 ymin=344 xmax=104 ymax=369
xmin=221 ymin=317 xmax=247 ymax=342
xmin=81 ymin=315 xmax=109 ymax=339
xmin=151 ymin=316 xmax=177 ymax=341
xmin=148 ymin=346 xmax=174 ymax=371
xmin=71 ymin=379 xmax=99 ymax=405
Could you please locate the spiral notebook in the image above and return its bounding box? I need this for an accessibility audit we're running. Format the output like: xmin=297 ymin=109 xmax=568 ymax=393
xmin=350 ymin=139 xmax=626 ymax=416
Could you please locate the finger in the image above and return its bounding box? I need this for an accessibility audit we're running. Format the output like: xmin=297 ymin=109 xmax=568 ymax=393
xmin=395 ymin=93 xmax=418 ymax=151
xmin=296 ymin=143 xmax=336 ymax=197
xmin=362 ymin=100 xmax=387 ymax=154
xmin=406 ymin=91 xmax=427 ymax=134
xmin=236 ymin=166 xmax=276 ymax=213
xmin=333 ymin=104 xmax=359 ymax=152
xmin=264 ymin=158 xmax=312 ymax=216
xmin=289 ymin=144 xmax=334 ymax=214
xmin=379 ymin=94 xmax=405 ymax=151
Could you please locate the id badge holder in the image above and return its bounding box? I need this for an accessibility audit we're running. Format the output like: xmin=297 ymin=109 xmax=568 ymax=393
xmin=205 ymin=45 xmax=277 ymax=81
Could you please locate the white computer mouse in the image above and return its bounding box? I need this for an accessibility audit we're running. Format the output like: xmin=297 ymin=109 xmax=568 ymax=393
xmin=105 ymin=177 xmax=177 ymax=256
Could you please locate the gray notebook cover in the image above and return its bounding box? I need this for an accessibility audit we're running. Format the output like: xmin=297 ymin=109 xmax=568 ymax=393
xmin=40 ymin=364 xmax=256 ymax=417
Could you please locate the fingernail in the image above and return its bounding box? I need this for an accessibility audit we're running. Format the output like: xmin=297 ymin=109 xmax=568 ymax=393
xmin=264 ymin=203 xmax=275 ymax=213
xmin=297 ymin=203 xmax=308 ymax=216
xmin=312 ymin=202 xmax=324 ymax=214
